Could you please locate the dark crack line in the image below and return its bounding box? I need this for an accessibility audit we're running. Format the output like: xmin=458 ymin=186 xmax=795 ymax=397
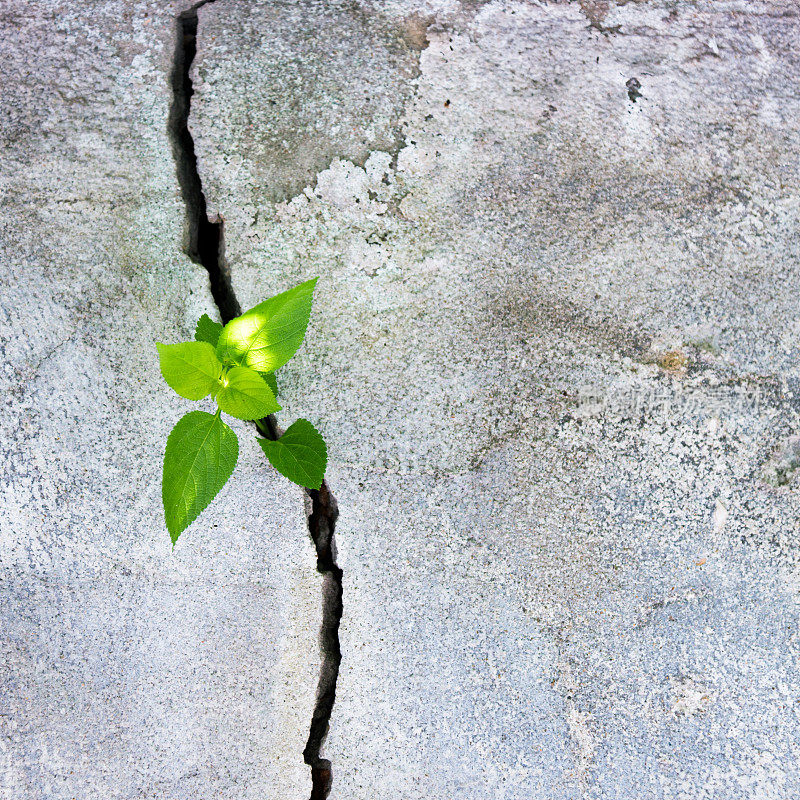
xmin=168 ymin=4 xmax=342 ymax=798
xmin=168 ymin=1 xmax=241 ymax=324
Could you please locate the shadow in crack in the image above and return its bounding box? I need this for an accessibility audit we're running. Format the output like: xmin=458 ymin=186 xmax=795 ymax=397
xmin=168 ymin=3 xmax=343 ymax=797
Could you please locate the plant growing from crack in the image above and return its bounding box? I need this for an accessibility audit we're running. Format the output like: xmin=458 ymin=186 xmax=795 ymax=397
xmin=157 ymin=277 xmax=327 ymax=545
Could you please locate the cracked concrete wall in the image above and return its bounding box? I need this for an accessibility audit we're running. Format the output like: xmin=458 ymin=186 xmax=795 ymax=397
xmin=4 ymin=0 xmax=800 ymax=798
xmin=191 ymin=1 xmax=800 ymax=798
xmin=0 ymin=2 xmax=319 ymax=798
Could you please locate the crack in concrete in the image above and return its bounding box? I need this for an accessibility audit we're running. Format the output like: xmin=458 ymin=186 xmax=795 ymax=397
xmin=168 ymin=4 xmax=342 ymax=797
xmin=168 ymin=1 xmax=240 ymax=325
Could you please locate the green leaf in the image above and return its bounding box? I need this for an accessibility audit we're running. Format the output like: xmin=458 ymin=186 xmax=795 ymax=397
xmin=195 ymin=313 xmax=223 ymax=347
xmin=162 ymin=410 xmax=239 ymax=545
xmin=260 ymin=372 xmax=278 ymax=397
xmin=257 ymin=418 xmax=327 ymax=489
xmin=216 ymin=366 xmax=281 ymax=420
xmin=216 ymin=278 xmax=318 ymax=373
xmin=156 ymin=341 xmax=222 ymax=400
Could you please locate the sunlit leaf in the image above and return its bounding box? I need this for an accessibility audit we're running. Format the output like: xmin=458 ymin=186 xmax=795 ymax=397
xmin=257 ymin=418 xmax=327 ymax=489
xmin=156 ymin=341 xmax=222 ymax=400
xmin=216 ymin=366 xmax=281 ymax=420
xmin=195 ymin=313 xmax=223 ymax=347
xmin=216 ymin=278 xmax=317 ymax=373
xmin=162 ymin=411 xmax=238 ymax=545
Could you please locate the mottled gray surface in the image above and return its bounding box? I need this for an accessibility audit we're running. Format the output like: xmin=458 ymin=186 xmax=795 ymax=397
xmin=193 ymin=0 xmax=429 ymax=204
xmin=3 ymin=0 xmax=800 ymax=797
xmin=0 ymin=2 xmax=318 ymax=798
xmin=191 ymin=1 xmax=800 ymax=798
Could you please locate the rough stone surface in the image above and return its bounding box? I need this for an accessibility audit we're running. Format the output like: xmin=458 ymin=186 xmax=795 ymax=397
xmin=0 ymin=2 xmax=318 ymax=798
xmin=192 ymin=1 xmax=800 ymax=798
xmin=192 ymin=0 xmax=429 ymax=204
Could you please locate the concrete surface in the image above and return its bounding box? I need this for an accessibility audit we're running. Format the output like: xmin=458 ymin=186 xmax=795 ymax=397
xmin=3 ymin=0 xmax=800 ymax=798
xmin=0 ymin=2 xmax=319 ymax=798
xmin=191 ymin=1 xmax=800 ymax=798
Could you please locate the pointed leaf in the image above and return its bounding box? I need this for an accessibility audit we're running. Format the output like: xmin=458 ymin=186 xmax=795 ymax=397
xmin=156 ymin=341 xmax=222 ymax=400
xmin=257 ymin=418 xmax=327 ymax=489
xmin=195 ymin=313 xmax=223 ymax=347
xmin=260 ymin=372 xmax=278 ymax=397
xmin=217 ymin=366 xmax=281 ymax=420
xmin=216 ymin=278 xmax=317 ymax=372
xmin=162 ymin=411 xmax=238 ymax=544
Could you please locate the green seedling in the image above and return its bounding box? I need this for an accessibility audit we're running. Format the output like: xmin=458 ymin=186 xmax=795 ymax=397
xmin=157 ymin=278 xmax=327 ymax=546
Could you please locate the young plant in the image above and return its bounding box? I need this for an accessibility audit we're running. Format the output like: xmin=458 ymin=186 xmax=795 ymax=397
xmin=157 ymin=278 xmax=327 ymax=546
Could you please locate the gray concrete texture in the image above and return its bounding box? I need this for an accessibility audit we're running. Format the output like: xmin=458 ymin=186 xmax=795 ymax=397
xmin=3 ymin=0 xmax=800 ymax=798
xmin=1 ymin=2 xmax=319 ymax=798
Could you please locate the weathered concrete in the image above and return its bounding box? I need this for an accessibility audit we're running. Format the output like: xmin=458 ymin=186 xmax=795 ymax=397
xmin=192 ymin=0 xmax=800 ymax=797
xmin=0 ymin=2 xmax=319 ymax=797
